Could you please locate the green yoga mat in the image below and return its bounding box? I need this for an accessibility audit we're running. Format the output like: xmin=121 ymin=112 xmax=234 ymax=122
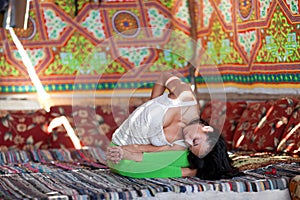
xmin=108 ymin=143 xmax=189 ymax=178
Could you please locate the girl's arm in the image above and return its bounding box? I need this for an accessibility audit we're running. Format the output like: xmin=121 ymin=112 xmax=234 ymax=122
xmin=121 ymin=143 xmax=186 ymax=153
xmin=106 ymin=144 xmax=186 ymax=163
xmin=150 ymin=72 xmax=196 ymax=102
xmin=122 ymin=148 xmax=143 ymax=162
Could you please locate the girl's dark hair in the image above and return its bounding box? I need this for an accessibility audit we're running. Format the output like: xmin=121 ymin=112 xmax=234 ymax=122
xmin=187 ymin=119 xmax=240 ymax=180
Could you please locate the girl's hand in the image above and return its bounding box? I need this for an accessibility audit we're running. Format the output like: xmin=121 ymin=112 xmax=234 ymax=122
xmin=106 ymin=146 xmax=143 ymax=163
xmin=106 ymin=146 xmax=124 ymax=164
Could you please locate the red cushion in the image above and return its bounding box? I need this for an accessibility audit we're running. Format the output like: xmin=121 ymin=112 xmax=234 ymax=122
xmin=232 ymin=98 xmax=297 ymax=152
xmin=48 ymin=105 xmax=135 ymax=148
xmin=96 ymin=105 xmax=135 ymax=140
xmin=48 ymin=105 xmax=111 ymax=148
xmin=277 ymin=102 xmax=300 ymax=155
xmin=220 ymin=101 xmax=247 ymax=149
xmin=77 ymin=105 xmax=118 ymax=147
xmin=200 ymin=101 xmax=213 ymax=123
xmin=200 ymin=100 xmax=247 ymax=149
xmin=0 ymin=110 xmax=50 ymax=150
xmin=48 ymin=106 xmax=76 ymax=149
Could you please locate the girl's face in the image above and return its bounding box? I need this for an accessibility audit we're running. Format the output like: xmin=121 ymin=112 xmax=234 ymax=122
xmin=182 ymin=124 xmax=213 ymax=157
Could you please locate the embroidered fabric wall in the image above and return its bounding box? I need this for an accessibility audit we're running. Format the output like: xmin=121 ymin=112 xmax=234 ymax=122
xmin=0 ymin=0 xmax=299 ymax=96
xmin=195 ymin=0 xmax=300 ymax=94
xmin=0 ymin=0 xmax=193 ymax=96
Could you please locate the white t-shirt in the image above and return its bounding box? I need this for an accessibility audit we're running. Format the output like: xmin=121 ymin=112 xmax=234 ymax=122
xmin=111 ymin=93 xmax=197 ymax=147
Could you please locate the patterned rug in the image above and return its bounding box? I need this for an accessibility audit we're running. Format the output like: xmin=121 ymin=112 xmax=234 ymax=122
xmin=0 ymin=148 xmax=299 ymax=199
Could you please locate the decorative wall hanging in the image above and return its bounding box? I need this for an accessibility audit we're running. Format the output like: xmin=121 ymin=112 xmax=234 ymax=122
xmin=0 ymin=0 xmax=299 ymax=97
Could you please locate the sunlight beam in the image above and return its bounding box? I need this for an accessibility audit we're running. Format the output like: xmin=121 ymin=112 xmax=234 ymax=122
xmin=8 ymin=28 xmax=51 ymax=112
xmin=277 ymin=122 xmax=300 ymax=152
xmin=48 ymin=116 xmax=82 ymax=149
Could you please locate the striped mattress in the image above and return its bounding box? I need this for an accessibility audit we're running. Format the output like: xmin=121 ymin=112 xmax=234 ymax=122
xmin=0 ymin=148 xmax=299 ymax=199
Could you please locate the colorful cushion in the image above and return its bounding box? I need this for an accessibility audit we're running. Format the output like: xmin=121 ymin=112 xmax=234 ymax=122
xmin=48 ymin=106 xmax=76 ymax=149
xmin=48 ymin=105 xmax=135 ymax=148
xmin=277 ymin=102 xmax=300 ymax=155
xmin=69 ymin=105 xmax=111 ymax=148
xmin=200 ymin=100 xmax=247 ymax=149
xmin=95 ymin=105 xmax=135 ymax=140
xmin=232 ymin=98 xmax=297 ymax=152
xmin=200 ymin=101 xmax=213 ymax=123
xmin=0 ymin=110 xmax=50 ymax=150
xmin=48 ymin=105 xmax=110 ymax=148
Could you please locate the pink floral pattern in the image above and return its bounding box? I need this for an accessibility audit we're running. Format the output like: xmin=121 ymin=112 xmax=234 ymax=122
xmin=0 ymin=109 xmax=50 ymax=150
xmin=0 ymin=98 xmax=299 ymax=153
xmin=277 ymin=102 xmax=300 ymax=155
xmin=232 ymin=98 xmax=298 ymax=152
xmin=47 ymin=105 xmax=134 ymax=149
xmin=232 ymin=101 xmax=272 ymax=151
xmin=0 ymin=105 xmax=135 ymax=150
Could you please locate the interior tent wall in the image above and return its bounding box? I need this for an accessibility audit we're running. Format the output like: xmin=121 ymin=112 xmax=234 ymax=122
xmin=194 ymin=0 xmax=300 ymax=98
xmin=0 ymin=0 xmax=299 ymax=103
xmin=0 ymin=0 xmax=193 ymax=102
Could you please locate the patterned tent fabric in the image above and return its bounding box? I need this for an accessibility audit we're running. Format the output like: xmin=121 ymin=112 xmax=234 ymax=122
xmin=196 ymin=0 xmax=300 ymax=94
xmin=0 ymin=0 xmax=299 ymax=96
xmin=0 ymin=147 xmax=299 ymax=199
xmin=0 ymin=0 xmax=192 ymax=95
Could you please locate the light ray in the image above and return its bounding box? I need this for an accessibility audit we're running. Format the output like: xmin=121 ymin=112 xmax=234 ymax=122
xmin=8 ymin=28 xmax=51 ymax=112
xmin=48 ymin=116 xmax=82 ymax=149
